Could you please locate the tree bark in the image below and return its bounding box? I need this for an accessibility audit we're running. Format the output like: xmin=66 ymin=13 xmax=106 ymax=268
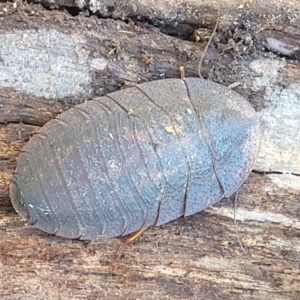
xmin=0 ymin=0 xmax=299 ymax=299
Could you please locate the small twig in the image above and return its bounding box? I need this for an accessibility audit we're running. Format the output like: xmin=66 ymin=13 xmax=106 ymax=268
xmin=198 ymin=18 xmax=219 ymax=79
xmin=118 ymin=30 xmax=134 ymax=35
xmin=179 ymin=65 xmax=185 ymax=80
xmin=233 ymin=190 xmax=246 ymax=252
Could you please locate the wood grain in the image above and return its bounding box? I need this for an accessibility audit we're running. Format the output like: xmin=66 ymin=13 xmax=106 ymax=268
xmin=0 ymin=0 xmax=299 ymax=299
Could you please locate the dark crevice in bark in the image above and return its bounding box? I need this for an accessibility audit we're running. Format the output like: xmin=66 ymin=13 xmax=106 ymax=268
xmin=27 ymin=0 xmax=205 ymax=42
xmin=252 ymin=169 xmax=300 ymax=177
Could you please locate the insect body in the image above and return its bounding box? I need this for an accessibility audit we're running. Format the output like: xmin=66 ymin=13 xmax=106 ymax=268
xmin=10 ymin=78 xmax=261 ymax=240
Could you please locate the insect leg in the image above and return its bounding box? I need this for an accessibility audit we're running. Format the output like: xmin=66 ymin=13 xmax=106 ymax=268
xmin=117 ymin=228 xmax=147 ymax=258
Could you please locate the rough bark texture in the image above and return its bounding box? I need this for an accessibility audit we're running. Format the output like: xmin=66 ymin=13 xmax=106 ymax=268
xmin=0 ymin=0 xmax=299 ymax=299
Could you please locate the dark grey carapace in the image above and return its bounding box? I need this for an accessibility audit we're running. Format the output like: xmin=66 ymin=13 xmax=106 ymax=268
xmin=10 ymin=78 xmax=261 ymax=240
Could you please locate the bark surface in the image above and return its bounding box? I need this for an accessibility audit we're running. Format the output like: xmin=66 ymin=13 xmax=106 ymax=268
xmin=0 ymin=0 xmax=299 ymax=299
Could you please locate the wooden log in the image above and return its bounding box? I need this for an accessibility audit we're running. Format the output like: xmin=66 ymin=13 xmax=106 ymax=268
xmin=0 ymin=0 xmax=299 ymax=299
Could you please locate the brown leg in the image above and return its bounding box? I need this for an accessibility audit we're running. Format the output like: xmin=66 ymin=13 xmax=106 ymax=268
xmin=117 ymin=228 xmax=147 ymax=258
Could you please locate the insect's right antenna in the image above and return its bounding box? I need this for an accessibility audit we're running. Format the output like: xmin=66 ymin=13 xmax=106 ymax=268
xmin=198 ymin=17 xmax=219 ymax=79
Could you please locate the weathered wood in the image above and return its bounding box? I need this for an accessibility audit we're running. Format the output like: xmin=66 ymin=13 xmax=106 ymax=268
xmin=0 ymin=0 xmax=299 ymax=299
xmin=1 ymin=174 xmax=299 ymax=299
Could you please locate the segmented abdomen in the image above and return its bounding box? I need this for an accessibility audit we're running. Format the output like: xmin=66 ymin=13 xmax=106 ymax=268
xmin=11 ymin=78 xmax=261 ymax=239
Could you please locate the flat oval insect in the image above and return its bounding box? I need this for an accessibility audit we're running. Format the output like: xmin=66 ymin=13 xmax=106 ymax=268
xmin=10 ymin=78 xmax=261 ymax=240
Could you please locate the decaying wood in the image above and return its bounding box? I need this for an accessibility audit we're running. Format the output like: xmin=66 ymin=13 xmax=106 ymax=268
xmin=0 ymin=0 xmax=299 ymax=299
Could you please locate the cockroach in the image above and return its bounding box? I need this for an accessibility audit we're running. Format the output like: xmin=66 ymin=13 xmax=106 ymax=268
xmin=10 ymin=78 xmax=261 ymax=241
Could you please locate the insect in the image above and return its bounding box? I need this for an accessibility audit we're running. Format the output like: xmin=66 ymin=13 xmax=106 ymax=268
xmin=10 ymin=78 xmax=261 ymax=240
